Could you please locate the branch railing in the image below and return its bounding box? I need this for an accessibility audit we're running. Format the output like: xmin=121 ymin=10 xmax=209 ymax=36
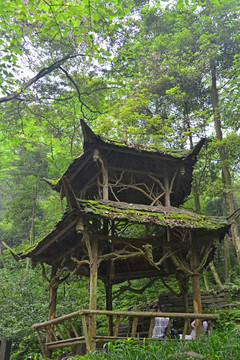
xmin=33 ymin=310 xmax=219 ymax=356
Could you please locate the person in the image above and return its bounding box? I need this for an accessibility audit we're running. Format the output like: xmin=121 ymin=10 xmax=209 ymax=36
xmin=190 ymin=320 xmax=208 ymax=339
xmin=152 ymin=304 xmax=169 ymax=339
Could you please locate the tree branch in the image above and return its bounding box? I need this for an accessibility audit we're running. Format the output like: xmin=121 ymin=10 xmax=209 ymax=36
xmin=59 ymin=66 xmax=102 ymax=116
xmin=0 ymin=54 xmax=84 ymax=103
xmin=113 ymin=278 xmax=157 ymax=300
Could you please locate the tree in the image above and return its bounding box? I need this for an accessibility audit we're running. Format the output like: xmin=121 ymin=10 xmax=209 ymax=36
xmin=102 ymin=0 xmax=240 ymax=272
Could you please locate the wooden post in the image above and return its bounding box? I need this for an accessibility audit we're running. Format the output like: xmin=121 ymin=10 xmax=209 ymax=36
xmin=0 ymin=339 xmax=12 ymax=360
xmin=106 ymin=283 xmax=113 ymax=335
xmin=99 ymin=154 xmax=109 ymax=200
xmin=106 ymin=238 xmax=114 ymax=336
xmin=88 ymin=236 xmax=98 ymax=351
xmin=224 ymin=235 xmax=230 ymax=286
xmin=177 ymin=273 xmax=191 ymax=334
xmin=48 ymin=267 xmax=58 ymax=322
xmin=164 ymin=165 xmax=170 ymax=207
xmin=46 ymin=266 xmax=58 ymax=358
xmin=191 ymin=240 xmax=204 ymax=337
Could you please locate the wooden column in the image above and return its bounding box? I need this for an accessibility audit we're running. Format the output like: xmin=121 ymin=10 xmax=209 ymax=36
xmin=88 ymin=235 xmax=98 ymax=351
xmin=46 ymin=266 xmax=59 ymax=358
xmin=104 ymin=220 xmax=114 ymax=335
xmin=177 ymin=273 xmax=191 ymax=334
xmin=48 ymin=266 xmax=58 ymax=321
xmin=106 ymin=239 xmax=115 ymax=335
xmin=191 ymin=240 xmax=204 ymax=337
xmin=164 ymin=164 xmax=171 ymax=207
xmin=106 ymin=283 xmax=113 ymax=335
xmin=93 ymin=148 xmax=109 ymax=200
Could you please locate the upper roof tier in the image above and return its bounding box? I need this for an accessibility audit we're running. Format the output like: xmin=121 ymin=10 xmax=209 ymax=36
xmin=45 ymin=120 xmax=206 ymax=207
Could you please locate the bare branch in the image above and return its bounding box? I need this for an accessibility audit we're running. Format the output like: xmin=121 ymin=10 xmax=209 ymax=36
xmin=59 ymin=66 xmax=102 ymax=115
xmin=0 ymin=54 xmax=84 ymax=104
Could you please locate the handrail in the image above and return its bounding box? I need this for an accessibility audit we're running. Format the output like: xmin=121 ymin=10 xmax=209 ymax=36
xmin=33 ymin=309 xmax=219 ymax=328
xmin=33 ymin=310 xmax=219 ymax=356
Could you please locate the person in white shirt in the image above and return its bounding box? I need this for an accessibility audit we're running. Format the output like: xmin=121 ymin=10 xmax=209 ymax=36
xmin=152 ymin=304 xmax=169 ymax=339
xmin=190 ymin=320 xmax=208 ymax=339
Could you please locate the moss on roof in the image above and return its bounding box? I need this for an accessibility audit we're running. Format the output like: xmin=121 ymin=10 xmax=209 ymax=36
xmin=80 ymin=200 xmax=228 ymax=230
xmin=99 ymin=137 xmax=189 ymax=158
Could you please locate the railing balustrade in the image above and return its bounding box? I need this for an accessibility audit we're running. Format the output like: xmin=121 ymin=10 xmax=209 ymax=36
xmin=33 ymin=310 xmax=219 ymax=357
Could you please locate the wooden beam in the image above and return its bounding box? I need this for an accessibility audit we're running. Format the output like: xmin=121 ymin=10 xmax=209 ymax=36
xmin=111 ymin=270 xmax=166 ymax=283
xmin=97 ymin=234 xmax=193 ymax=250
xmin=108 ymin=165 xmax=168 ymax=178
xmin=79 ymin=169 xmax=102 ymax=198
xmin=164 ymin=165 xmax=171 ymax=207
xmin=62 ymin=176 xmax=79 ymax=212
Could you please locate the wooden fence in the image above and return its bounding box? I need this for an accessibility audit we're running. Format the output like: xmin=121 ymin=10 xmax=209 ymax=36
xmin=33 ymin=310 xmax=219 ymax=357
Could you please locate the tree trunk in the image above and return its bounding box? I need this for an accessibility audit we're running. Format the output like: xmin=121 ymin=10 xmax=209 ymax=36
xmin=210 ymin=60 xmax=240 ymax=268
xmin=184 ymin=101 xmax=201 ymax=215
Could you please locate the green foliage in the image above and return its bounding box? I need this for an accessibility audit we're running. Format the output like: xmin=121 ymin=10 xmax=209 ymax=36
xmin=0 ymin=0 xmax=239 ymax=358
xmin=215 ymin=305 xmax=240 ymax=333
xmin=71 ymin=331 xmax=240 ymax=359
xmin=0 ymin=254 xmax=48 ymax=359
xmin=0 ymin=252 xmax=91 ymax=360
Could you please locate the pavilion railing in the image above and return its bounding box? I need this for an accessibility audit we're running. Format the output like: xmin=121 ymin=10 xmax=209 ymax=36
xmin=33 ymin=310 xmax=219 ymax=357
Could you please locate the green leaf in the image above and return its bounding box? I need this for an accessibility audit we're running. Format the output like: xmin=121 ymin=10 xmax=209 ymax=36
xmin=177 ymin=0 xmax=184 ymax=8
xmin=77 ymin=36 xmax=83 ymax=43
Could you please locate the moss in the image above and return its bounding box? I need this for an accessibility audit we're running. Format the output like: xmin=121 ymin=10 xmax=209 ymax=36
xmin=82 ymin=200 xmax=227 ymax=230
xmin=43 ymin=177 xmax=61 ymax=188
xmin=102 ymin=137 xmax=188 ymax=158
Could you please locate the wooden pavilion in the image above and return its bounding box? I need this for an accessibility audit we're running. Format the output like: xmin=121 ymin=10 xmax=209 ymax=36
xmin=11 ymin=120 xmax=235 ymax=355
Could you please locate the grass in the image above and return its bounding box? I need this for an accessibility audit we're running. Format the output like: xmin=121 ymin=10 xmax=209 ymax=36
xmin=67 ymin=329 xmax=240 ymax=360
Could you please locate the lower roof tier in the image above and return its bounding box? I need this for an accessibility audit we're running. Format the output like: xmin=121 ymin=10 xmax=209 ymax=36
xmin=11 ymin=200 xmax=233 ymax=284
